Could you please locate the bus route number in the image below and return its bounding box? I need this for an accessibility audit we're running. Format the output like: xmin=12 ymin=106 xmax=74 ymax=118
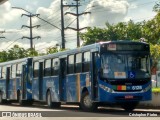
xmin=132 ymin=86 xmax=142 ymax=90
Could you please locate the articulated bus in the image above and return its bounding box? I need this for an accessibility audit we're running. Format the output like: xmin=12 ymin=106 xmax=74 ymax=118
xmin=0 ymin=41 xmax=151 ymax=111
xmin=0 ymin=58 xmax=33 ymax=105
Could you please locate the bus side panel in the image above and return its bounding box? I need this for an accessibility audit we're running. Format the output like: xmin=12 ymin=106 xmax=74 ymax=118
xmin=0 ymin=80 xmax=6 ymax=99
xmin=45 ymin=76 xmax=60 ymax=102
xmin=9 ymin=79 xmax=17 ymax=100
xmin=80 ymin=72 xmax=91 ymax=98
xmin=26 ymin=80 xmax=32 ymax=100
xmin=66 ymin=74 xmax=77 ymax=102
xmin=25 ymin=66 xmax=32 ymax=100
xmin=66 ymin=72 xmax=91 ymax=102
xmin=32 ymin=78 xmax=39 ymax=100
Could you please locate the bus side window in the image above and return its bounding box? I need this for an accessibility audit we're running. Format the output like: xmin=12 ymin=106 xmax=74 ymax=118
xmin=83 ymin=52 xmax=90 ymax=72
xmin=12 ymin=64 xmax=16 ymax=78
xmin=52 ymin=58 xmax=59 ymax=76
xmin=44 ymin=59 xmax=51 ymax=76
xmin=2 ymin=67 xmax=6 ymax=79
xmin=75 ymin=53 xmax=82 ymax=73
xmin=33 ymin=62 xmax=39 ymax=78
xmin=16 ymin=63 xmax=22 ymax=77
xmin=68 ymin=55 xmax=75 ymax=74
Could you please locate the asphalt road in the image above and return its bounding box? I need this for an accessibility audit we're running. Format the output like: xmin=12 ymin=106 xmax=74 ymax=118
xmin=0 ymin=102 xmax=160 ymax=120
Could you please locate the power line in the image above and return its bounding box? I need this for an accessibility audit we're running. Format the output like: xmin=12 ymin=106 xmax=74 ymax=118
xmin=2 ymin=38 xmax=22 ymax=50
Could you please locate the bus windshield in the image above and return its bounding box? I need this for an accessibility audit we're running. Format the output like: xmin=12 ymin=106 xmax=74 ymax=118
xmin=101 ymin=53 xmax=150 ymax=79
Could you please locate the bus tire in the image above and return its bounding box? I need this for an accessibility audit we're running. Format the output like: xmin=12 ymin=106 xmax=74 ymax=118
xmin=26 ymin=100 xmax=33 ymax=106
xmin=18 ymin=91 xmax=25 ymax=106
xmin=0 ymin=92 xmax=7 ymax=104
xmin=0 ymin=93 xmax=4 ymax=104
xmin=121 ymin=102 xmax=138 ymax=111
xmin=47 ymin=91 xmax=61 ymax=108
xmin=80 ymin=92 xmax=97 ymax=112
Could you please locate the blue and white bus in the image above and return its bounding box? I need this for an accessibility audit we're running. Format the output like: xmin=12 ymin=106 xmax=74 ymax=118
xmin=0 ymin=58 xmax=33 ymax=105
xmin=0 ymin=41 xmax=151 ymax=111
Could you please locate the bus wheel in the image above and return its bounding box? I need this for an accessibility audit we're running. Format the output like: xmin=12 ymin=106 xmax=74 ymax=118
xmin=0 ymin=93 xmax=4 ymax=104
xmin=80 ymin=92 xmax=97 ymax=112
xmin=47 ymin=91 xmax=54 ymax=108
xmin=47 ymin=91 xmax=61 ymax=108
xmin=18 ymin=92 xmax=25 ymax=105
xmin=0 ymin=93 xmax=7 ymax=104
xmin=121 ymin=102 xmax=138 ymax=111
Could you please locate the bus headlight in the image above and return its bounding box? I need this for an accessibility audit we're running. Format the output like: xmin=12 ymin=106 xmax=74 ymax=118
xmin=142 ymin=84 xmax=151 ymax=92
xmin=99 ymin=84 xmax=113 ymax=93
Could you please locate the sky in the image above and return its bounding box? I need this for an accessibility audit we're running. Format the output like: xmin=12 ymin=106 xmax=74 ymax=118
xmin=0 ymin=0 xmax=157 ymax=53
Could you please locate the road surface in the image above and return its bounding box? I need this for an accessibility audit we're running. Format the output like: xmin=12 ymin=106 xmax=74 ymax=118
xmin=0 ymin=102 xmax=159 ymax=120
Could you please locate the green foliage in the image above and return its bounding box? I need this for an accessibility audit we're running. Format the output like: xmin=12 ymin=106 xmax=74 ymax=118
xmin=150 ymin=44 xmax=160 ymax=60
xmin=0 ymin=45 xmax=38 ymax=62
xmin=7 ymin=45 xmax=27 ymax=60
xmin=153 ymin=0 xmax=160 ymax=12
xmin=46 ymin=47 xmax=58 ymax=54
xmin=80 ymin=27 xmax=109 ymax=45
xmin=152 ymin=87 xmax=160 ymax=93
xmin=80 ymin=20 xmax=144 ymax=46
xmin=0 ymin=51 xmax=8 ymax=62
xmin=26 ymin=48 xmax=39 ymax=57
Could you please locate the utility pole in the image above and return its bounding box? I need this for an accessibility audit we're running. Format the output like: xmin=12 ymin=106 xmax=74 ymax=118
xmin=21 ymin=14 xmax=40 ymax=49
xmin=63 ymin=0 xmax=90 ymax=47
xmin=61 ymin=0 xmax=65 ymax=49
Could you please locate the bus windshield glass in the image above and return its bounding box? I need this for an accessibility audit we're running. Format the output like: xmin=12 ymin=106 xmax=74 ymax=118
xmin=101 ymin=53 xmax=150 ymax=79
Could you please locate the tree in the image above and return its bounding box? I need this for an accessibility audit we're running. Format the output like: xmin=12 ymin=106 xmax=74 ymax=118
xmin=0 ymin=51 xmax=8 ymax=62
xmin=80 ymin=27 xmax=108 ymax=45
xmin=46 ymin=47 xmax=58 ymax=54
xmin=150 ymin=44 xmax=160 ymax=60
xmin=7 ymin=45 xmax=27 ymax=61
xmin=153 ymin=0 xmax=160 ymax=12
xmin=80 ymin=21 xmax=143 ymax=46
xmin=26 ymin=48 xmax=39 ymax=57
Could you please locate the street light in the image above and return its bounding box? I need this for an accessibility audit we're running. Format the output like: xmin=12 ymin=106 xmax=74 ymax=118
xmin=12 ymin=7 xmax=31 ymax=14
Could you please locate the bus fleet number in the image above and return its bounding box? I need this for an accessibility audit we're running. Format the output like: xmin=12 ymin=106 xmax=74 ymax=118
xmin=132 ymin=86 xmax=142 ymax=90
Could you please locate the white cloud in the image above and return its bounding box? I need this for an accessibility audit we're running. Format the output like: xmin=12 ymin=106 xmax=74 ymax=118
xmin=0 ymin=1 xmax=23 ymax=25
xmin=3 ymin=0 xmax=156 ymax=51
xmin=81 ymin=0 xmax=129 ymax=28
xmin=30 ymin=0 xmax=130 ymax=49
xmin=124 ymin=1 xmax=156 ymax=22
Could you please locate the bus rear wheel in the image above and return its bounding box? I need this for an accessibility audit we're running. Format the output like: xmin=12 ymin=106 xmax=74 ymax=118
xmin=80 ymin=92 xmax=97 ymax=112
xmin=18 ymin=91 xmax=25 ymax=105
xmin=121 ymin=102 xmax=138 ymax=111
xmin=0 ymin=93 xmax=7 ymax=104
xmin=47 ymin=91 xmax=61 ymax=108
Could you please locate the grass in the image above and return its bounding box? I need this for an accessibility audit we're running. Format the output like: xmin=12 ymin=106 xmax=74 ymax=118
xmin=152 ymin=87 xmax=160 ymax=93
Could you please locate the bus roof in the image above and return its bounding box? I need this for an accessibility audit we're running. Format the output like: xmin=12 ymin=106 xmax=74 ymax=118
xmin=33 ymin=41 xmax=148 ymax=61
xmin=0 ymin=57 xmax=31 ymax=67
xmin=0 ymin=41 xmax=149 ymax=64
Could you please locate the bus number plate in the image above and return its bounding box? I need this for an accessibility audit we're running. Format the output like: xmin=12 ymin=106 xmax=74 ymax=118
xmin=125 ymin=95 xmax=133 ymax=99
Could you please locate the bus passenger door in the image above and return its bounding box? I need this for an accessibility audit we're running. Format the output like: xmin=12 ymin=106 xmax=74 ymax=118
xmin=39 ymin=62 xmax=43 ymax=100
xmin=91 ymin=52 xmax=98 ymax=100
xmin=6 ymin=67 xmax=10 ymax=99
xmin=59 ymin=58 xmax=67 ymax=101
xmin=22 ymin=65 xmax=27 ymax=99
